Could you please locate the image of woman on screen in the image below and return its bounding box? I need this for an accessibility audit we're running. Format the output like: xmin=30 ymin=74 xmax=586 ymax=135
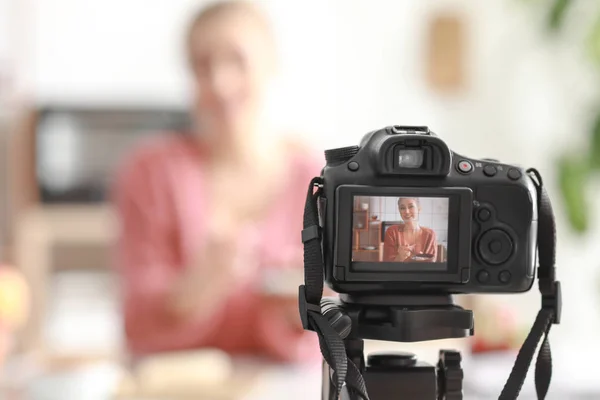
xmin=382 ymin=198 xmax=438 ymax=262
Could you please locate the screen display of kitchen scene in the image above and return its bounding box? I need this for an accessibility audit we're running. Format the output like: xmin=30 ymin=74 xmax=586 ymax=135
xmin=352 ymin=196 xmax=449 ymax=264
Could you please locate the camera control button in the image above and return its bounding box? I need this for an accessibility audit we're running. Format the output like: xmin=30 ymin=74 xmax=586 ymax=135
xmin=457 ymin=160 xmax=473 ymax=173
xmin=483 ymin=165 xmax=497 ymax=177
xmin=508 ymin=168 xmax=522 ymax=180
xmin=348 ymin=161 xmax=359 ymax=171
xmin=477 ymin=270 xmax=490 ymax=284
xmin=499 ymin=270 xmax=512 ymax=284
xmin=489 ymin=240 xmax=503 ymax=254
xmin=477 ymin=208 xmax=491 ymax=222
xmin=478 ymin=229 xmax=513 ymax=265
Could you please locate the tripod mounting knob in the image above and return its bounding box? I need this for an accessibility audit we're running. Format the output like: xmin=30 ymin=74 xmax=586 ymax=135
xmin=367 ymin=352 xmax=417 ymax=369
xmin=437 ymin=350 xmax=463 ymax=400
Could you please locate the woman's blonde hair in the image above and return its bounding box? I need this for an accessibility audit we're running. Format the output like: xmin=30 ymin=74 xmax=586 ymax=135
xmin=397 ymin=197 xmax=420 ymax=207
xmin=185 ymin=1 xmax=276 ymax=57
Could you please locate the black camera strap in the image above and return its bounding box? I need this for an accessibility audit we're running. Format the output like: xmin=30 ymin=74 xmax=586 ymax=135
xmin=299 ymin=177 xmax=370 ymax=400
xmin=498 ymin=168 xmax=561 ymax=400
xmin=299 ymin=170 xmax=561 ymax=400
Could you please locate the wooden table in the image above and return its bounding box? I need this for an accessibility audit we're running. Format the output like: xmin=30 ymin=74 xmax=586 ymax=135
xmin=1 ymin=351 xmax=265 ymax=400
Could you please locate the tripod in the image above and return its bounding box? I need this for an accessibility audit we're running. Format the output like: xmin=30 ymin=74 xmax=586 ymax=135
xmin=320 ymin=294 xmax=474 ymax=400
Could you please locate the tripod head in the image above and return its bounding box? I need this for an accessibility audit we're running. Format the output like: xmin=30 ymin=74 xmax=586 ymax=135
xmin=321 ymin=294 xmax=473 ymax=343
xmin=319 ymin=295 xmax=471 ymax=400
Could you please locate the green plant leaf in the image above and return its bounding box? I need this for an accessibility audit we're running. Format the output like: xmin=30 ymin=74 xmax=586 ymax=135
xmin=592 ymin=111 xmax=600 ymax=169
xmin=558 ymin=154 xmax=591 ymax=233
xmin=548 ymin=0 xmax=571 ymax=32
xmin=587 ymin=12 xmax=600 ymax=67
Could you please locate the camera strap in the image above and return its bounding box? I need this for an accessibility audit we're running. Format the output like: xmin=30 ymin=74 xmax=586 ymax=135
xmin=299 ymin=177 xmax=370 ymax=400
xmin=299 ymin=170 xmax=561 ymax=400
xmin=499 ymin=168 xmax=561 ymax=400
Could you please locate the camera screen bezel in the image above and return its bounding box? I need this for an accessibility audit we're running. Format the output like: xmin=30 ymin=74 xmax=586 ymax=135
xmin=334 ymin=185 xmax=473 ymax=283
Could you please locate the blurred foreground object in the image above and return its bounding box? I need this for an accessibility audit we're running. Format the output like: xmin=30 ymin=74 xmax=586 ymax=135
xmin=0 ymin=265 xmax=30 ymax=366
xmin=114 ymin=349 xmax=257 ymax=400
xmin=0 ymin=266 xmax=29 ymax=329
xmin=469 ymin=296 xmax=522 ymax=354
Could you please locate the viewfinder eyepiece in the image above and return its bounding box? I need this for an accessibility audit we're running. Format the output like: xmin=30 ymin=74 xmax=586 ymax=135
xmin=397 ymin=149 xmax=424 ymax=168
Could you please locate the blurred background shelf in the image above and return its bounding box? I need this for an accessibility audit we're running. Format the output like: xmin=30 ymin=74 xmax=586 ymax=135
xmin=7 ymin=105 xmax=190 ymax=354
xmin=14 ymin=204 xmax=118 ymax=352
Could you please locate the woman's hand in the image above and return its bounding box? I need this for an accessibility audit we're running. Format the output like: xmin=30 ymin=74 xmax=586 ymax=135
xmin=395 ymin=245 xmax=414 ymax=261
xmin=261 ymin=294 xmax=304 ymax=332
xmin=168 ymin=213 xmax=259 ymax=320
xmin=413 ymin=254 xmax=436 ymax=263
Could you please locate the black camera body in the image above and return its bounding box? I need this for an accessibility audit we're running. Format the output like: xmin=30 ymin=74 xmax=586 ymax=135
xmin=322 ymin=126 xmax=538 ymax=295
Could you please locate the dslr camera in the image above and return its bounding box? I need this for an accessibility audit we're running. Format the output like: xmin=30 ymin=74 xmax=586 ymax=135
xmin=304 ymin=125 xmax=559 ymax=400
xmin=322 ymin=125 xmax=538 ymax=295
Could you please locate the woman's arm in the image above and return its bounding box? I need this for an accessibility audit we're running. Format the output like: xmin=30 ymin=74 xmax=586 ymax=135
xmin=252 ymin=256 xmax=320 ymax=363
xmin=167 ymin=215 xmax=250 ymax=321
xmin=383 ymin=227 xmax=399 ymax=261
xmin=420 ymin=229 xmax=438 ymax=262
xmin=250 ymin=155 xmax=323 ymax=363
xmin=384 ymin=227 xmax=414 ymax=262
xmin=255 ymin=292 xmax=319 ymax=363
xmin=112 ymin=153 xmax=245 ymax=354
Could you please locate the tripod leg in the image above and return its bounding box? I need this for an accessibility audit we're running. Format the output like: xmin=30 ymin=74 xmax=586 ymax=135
xmin=340 ymin=387 xmax=352 ymax=400
xmin=322 ymin=359 xmax=335 ymax=400
xmin=321 ymin=339 xmax=367 ymax=400
xmin=322 ymin=362 xmax=363 ymax=400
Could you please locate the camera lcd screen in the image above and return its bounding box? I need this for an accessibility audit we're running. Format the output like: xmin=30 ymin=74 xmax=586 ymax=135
xmin=351 ymin=196 xmax=449 ymax=270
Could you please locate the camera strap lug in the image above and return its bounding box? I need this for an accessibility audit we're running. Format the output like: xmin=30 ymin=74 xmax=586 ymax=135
xmin=540 ymin=277 xmax=562 ymax=325
xmin=298 ymin=285 xmax=321 ymax=331
xmin=301 ymin=225 xmax=321 ymax=243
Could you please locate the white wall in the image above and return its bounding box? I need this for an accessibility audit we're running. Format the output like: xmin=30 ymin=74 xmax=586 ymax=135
xmin=10 ymin=0 xmax=600 ymax=350
xmin=14 ymin=0 xmax=598 ymax=150
xmin=11 ymin=0 xmax=513 ymax=148
xmin=0 ymin=0 xmax=9 ymax=61
xmin=368 ymin=196 xmax=449 ymax=245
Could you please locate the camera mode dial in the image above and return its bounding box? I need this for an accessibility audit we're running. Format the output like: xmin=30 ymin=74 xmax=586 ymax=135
xmin=325 ymin=146 xmax=359 ymax=165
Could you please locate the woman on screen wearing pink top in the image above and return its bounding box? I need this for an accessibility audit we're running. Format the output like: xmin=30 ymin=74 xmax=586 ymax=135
xmin=383 ymin=198 xmax=438 ymax=262
xmin=112 ymin=1 xmax=320 ymax=363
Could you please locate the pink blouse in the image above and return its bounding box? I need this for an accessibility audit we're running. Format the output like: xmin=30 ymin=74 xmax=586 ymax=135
xmin=111 ymin=134 xmax=321 ymax=362
xmin=382 ymin=225 xmax=437 ymax=262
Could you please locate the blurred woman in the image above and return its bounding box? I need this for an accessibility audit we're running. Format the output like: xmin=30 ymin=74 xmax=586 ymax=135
xmin=112 ymin=1 xmax=319 ymax=363
xmin=382 ymin=198 xmax=437 ymax=262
